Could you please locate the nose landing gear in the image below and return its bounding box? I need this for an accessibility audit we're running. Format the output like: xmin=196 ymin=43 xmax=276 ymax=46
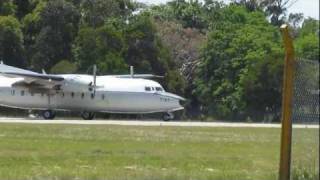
xmin=163 ymin=112 xmax=174 ymax=121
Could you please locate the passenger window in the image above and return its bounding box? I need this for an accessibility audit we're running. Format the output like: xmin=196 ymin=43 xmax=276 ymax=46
xmin=21 ymin=90 xmax=25 ymax=96
xmin=145 ymin=87 xmax=151 ymax=91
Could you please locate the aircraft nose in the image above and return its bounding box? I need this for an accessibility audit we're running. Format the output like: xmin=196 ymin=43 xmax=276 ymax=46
xmin=163 ymin=92 xmax=186 ymax=101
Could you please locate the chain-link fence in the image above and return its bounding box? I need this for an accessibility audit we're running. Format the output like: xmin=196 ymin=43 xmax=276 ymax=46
xmin=291 ymin=59 xmax=319 ymax=180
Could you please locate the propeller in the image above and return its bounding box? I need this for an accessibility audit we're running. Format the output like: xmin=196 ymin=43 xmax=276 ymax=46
xmin=130 ymin=66 xmax=134 ymax=78
xmin=93 ymin=64 xmax=97 ymax=95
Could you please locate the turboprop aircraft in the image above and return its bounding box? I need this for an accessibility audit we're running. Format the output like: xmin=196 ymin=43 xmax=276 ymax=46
xmin=0 ymin=62 xmax=185 ymax=120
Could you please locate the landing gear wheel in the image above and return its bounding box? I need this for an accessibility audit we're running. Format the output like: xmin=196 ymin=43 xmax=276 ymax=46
xmin=163 ymin=112 xmax=174 ymax=121
xmin=81 ymin=112 xmax=95 ymax=120
xmin=42 ymin=110 xmax=55 ymax=120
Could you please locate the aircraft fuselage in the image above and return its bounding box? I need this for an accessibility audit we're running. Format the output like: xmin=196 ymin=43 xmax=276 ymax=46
xmin=0 ymin=75 xmax=184 ymax=115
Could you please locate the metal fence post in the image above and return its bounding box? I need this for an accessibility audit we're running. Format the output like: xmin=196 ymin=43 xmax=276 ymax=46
xmin=279 ymin=24 xmax=295 ymax=180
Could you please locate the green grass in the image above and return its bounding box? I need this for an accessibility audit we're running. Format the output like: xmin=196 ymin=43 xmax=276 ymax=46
xmin=0 ymin=124 xmax=318 ymax=180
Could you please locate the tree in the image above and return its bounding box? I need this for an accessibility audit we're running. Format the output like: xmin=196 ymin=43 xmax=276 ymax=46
xmin=50 ymin=60 xmax=77 ymax=74
xmin=0 ymin=0 xmax=16 ymax=16
xmin=154 ymin=19 xmax=206 ymax=116
xmin=295 ymin=18 xmax=319 ymax=60
xmin=74 ymin=19 xmax=127 ymax=74
xmin=153 ymin=0 xmax=207 ymax=30
xmin=73 ymin=26 xmax=99 ymax=72
xmin=298 ymin=18 xmax=319 ymax=37
xmin=21 ymin=1 xmax=46 ymax=66
xmin=30 ymin=0 xmax=80 ymax=71
xmin=13 ymin=0 xmax=34 ymax=19
xmin=125 ymin=14 xmax=167 ymax=73
xmin=262 ymin=0 xmax=296 ymax=26
xmin=288 ymin=13 xmax=303 ymax=29
xmin=79 ymin=0 xmax=133 ymax=28
xmin=195 ymin=5 xmax=283 ymax=121
xmin=149 ymin=0 xmax=222 ymax=116
xmin=231 ymin=0 xmax=262 ymax=12
xmin=232 ymin=0 xmax=298 ymax=27
xmin=0 ymin=15 xmax=25 ymax=67
xmin=287 ymin=12 xmax=304 ymax=37
xmin=125 ymin=14 xmax=185 ymax=94
xmin=154 ymin=20 xmax=205 ymax=80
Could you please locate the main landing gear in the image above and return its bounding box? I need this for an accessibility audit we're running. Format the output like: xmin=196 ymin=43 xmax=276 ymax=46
xmin=163 ymin=112 xmax=174 ymax=121
xmin=81 ymin=112 xmax=95 ymax=120
xmin=42 ymin=110 xmax=56 ymax=120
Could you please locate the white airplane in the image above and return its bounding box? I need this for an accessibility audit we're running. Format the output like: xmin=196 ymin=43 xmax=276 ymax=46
xmin=0 ymin=62 xmax=185 ymax=120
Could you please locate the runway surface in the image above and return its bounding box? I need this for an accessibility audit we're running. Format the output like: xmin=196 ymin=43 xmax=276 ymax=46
xmin=0 ymin=117 xmax=318 ymax=128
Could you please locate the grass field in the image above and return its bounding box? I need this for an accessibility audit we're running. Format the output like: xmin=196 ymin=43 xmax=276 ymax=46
xmin=0 ymin=123 xmax=318 ymax=180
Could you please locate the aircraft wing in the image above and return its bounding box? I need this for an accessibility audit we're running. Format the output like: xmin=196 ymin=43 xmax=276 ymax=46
xmin=3 ymin=72 xmax=64 ymax=82
xmin=0 ymin=63 xmax=64 ymax=89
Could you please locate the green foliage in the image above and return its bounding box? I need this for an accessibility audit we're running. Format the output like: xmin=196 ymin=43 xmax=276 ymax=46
xmin=150 ymin=0 xmax=212 ymax=30
xmin=168 ymin=0 xmax=207 ymax=29
xmin=0 ymin=0 xmax=16 ymax=16
xmin=125 ymin=14 xmax=185 ymax=94
xmin=13 ymin=0 xmax=35 ymax=19
xmin=21 ymin=1 xmax=45 ymax=62
xmin=298 ymin=18 xmax=319 ymax=37
xmin=73 ymin=26 xmax=98 ymax=71
xmin=50 ymin=60 xmax=77 ymax=74
xmin=295 ymin=18 xmax=319 ymax=60
xmin=195 ymin=5 xmax=283 ymax=120
xmin=80 ymin=0 xmax=133 ymax=28
xmin=30 ymin=0 xmax=80 ymax=71
xmin=0 ymin=15 xmax=24 ymax=67
xmin=295 ymin=34 xmax=319 ymax=60
xmin=74 ymin=19 xmax=127 ymax=74
xmin=125 ymin=14 xmax=167 ymax=73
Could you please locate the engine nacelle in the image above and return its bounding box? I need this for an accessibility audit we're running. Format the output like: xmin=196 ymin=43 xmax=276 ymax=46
xmin=60 ymin=76 xmax=93 ymax=92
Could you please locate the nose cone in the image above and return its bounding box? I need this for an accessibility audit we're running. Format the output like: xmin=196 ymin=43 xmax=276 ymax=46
xmin=156 ymin=92 xmax=186 ymax=111
xmin=163 ymin=92 xmax=186 ymax=101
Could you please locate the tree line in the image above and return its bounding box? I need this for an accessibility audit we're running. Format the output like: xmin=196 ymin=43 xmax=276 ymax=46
xmin=0 ymin=0 xmax=319 ymax=121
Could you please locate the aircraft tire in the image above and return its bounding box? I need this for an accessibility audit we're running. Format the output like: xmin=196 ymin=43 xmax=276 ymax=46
xmin=42 ymin=110 xmax=55 ymax=120
xmin=163 ymin=112 xmax=174 ymax=121
xmin=81 ymin=112 xmax=95 ymax=120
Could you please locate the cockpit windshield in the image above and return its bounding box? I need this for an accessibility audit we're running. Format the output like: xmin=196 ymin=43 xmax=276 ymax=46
xmin=145 ymin=86 xmax=164 ymax=92
xmin=156 ymin=87 xmax=163 ymax=92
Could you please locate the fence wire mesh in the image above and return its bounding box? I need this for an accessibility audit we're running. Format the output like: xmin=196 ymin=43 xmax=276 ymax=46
xmin=291 ymin=59 xmax=319 ymax=180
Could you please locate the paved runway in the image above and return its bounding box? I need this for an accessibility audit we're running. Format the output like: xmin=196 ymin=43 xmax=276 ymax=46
xmin=0 ymin=117 xmax=318 ymax=128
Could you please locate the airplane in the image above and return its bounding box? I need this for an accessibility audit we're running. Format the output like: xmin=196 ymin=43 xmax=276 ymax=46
xmin=0 ymin=62 xmax=185 ymax=121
